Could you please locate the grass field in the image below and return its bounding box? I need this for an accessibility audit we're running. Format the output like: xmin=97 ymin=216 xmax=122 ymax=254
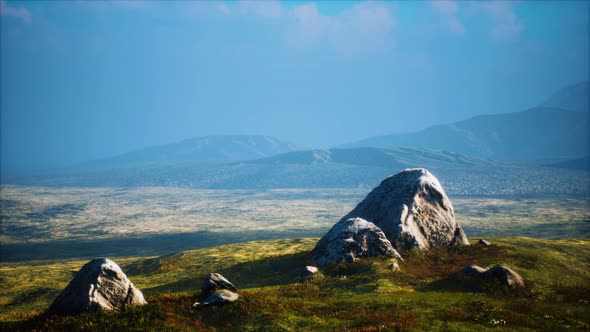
xmin=1 ymin=185 xmax=589 ymax=330
xmin=1 ymin=237 xmax=589 ymax=331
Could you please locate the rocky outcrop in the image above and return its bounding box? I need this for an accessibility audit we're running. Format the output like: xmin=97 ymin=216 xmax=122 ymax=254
xmin=338 ymin=168 xmax=469 ymax=252
xmin=310 ymin=217 xmax=402 ymax=265
xmin=456 ymin=264 xmax=525 ymax=289
xmin=194 ymin=273 xmax=239 ymax=308
xmin=50 ymin=258 xmax=147 ymax=314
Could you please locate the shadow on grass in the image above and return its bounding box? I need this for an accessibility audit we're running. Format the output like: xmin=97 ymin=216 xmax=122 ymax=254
xmin=141 ymin=252 xmax=312 ymax=295
xmin=1 ymin=230 xmax=323 ymax=262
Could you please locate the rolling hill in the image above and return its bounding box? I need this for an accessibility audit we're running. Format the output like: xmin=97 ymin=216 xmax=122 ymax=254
xmin=341 ymin=82 xmax=590 ymax=160
xmin=341 ymin=107 xmax=589 ymax=160
xmin=82 ymin=135 xmax=299 ymax=168
xmin=543 ymin=81 xmax=589 ymax=113
xmin=244 ymin=147 xmax=497 ymax=169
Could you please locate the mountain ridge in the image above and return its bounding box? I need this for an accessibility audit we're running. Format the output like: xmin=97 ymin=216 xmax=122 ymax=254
xmin=340 ymin=107 xmax=589 ymax=160
xmin=80 ymin=135 xmax=300 ymax=168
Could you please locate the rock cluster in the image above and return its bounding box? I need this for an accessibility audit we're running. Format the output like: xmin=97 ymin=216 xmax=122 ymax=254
xmin=50 ymin=258 xmax=147 ymax=315
xmin=456 ymin=264 xmax=525 ymax=289
xmin=194 ymin=273 xmax=239 ymax=308
xmin=311 ymin=169 xmax=469 ymax=264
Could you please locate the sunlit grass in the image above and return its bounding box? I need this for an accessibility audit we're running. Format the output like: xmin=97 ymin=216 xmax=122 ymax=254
xmin=1 ymin=237 xmax=589 ymax=330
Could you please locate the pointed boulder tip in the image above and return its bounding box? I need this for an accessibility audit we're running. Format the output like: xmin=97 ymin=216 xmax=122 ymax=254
xmin=321 ymin=168 xmax=468 ymax=253
xmin=50 ymin=257 xmax=146 ymax=315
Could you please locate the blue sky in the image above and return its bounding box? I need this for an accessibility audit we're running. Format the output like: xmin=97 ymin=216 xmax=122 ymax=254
xmin=1 ymin=0 xmax=588 ymax=169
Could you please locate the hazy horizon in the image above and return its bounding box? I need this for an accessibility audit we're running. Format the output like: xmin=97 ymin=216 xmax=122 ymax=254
xmin=1 ymin=0 xmax=589 ymax=170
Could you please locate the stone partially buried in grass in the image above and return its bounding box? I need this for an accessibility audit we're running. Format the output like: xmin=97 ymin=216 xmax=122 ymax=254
xmin=310 ymin=217 xmax=403 ymax=265
xmin=483 ymin=265 xmax=525 ymax=289
xmin=50 ymin=258 xmax=147 ymax=315
xmin=195 ymin=273 xmax=239 ymax=308
xmin=194 ymin=289 xmax=239 ymax=308
xmin=456 ymin=264 xmax=525 ymax=289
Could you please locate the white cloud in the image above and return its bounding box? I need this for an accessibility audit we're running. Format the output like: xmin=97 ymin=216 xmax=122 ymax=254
xmin=471 ymin=1 xmax=524 ymax=42
xmin=178 ymin=1 xmax=396 ymax=55
xmin=286 ymin=3 xmax=326 ymax=47
xmin=429 ymin=0 xmax=466 ymax=37
xmin=286 ymin=1 xmax=396 ymax=54
xmin=0 ymin=0 xmax=32 ymax=24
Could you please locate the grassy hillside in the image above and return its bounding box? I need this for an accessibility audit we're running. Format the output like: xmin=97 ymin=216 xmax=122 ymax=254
xmin=1 ymin=237 xmax=589 ymax=331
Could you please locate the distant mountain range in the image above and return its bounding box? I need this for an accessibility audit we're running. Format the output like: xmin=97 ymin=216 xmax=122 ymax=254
xmin=340 ymin=107 xmax=589 ymax=160
xmin=2 ymin=82 xmax=589 ymax=195
xmin=82 ymin=135 xmax=299 ymax=168
xmin=244 ymin=147 xmax=497 ymax=169
xmin=73 ymin=81 xmax=588 ymax=169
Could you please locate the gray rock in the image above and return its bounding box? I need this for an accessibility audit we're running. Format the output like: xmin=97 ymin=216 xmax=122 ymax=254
xmin=338 ymin=168 xmax=469 ymax=252
xmin=388 ymin=262 xmax=400 ymax=271
xmin=201 ymin=273 xmax=237 ymax=296
xmin=310 ymin=217 xmax=403 ymax=265
xmin=456 ymin=264 xmax=487 ymax=278
xmin=478 ymin=239 xmax=491 ymax=246
xmin=50 ymin=258 xmax=147 ymax=314
xmin=483 ymin=265 xmax=525 ymax=289
xmin=303 ymin=266 xmax=319 ymax=275
xmin=193 ymin=289 xmax=239 ymax=308
xmin=456 ymin=264 xmax=525 ymax=289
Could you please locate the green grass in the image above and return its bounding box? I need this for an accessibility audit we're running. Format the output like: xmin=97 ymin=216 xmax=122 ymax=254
xmin=1 ymin=237 xmax=589 ymax=331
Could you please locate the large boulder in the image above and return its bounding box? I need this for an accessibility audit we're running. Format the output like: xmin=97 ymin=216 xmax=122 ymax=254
xmin=310 ymin=217 xmax=402 ymax=265
xmin=338 ymin=168 xmax=469 ymax=252
xmin=50 ymin=258 xmax=147 ymax=314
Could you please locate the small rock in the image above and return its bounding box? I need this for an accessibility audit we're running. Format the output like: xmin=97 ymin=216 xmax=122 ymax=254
xmin=478 ymin=239 xmax=491 ymax=246
xmin=483 ymin=265 xmax=525 ymax=289
xmin=456 ymin=264 xmax=487 ymax=278
xmin=456 ymin=264 xmax=525 ymax=289
xmin=303 ymin=266 xmax=318 ymax=275
xmin=201 ymin=273 xmax=237 ymax=296
xmin=193 ymin=290 xmax=239 ymax=308
xmin=387 ymin=262 xmax=400 ymax=271
xmin=194 ymin=273 xmax=239 ymax=308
